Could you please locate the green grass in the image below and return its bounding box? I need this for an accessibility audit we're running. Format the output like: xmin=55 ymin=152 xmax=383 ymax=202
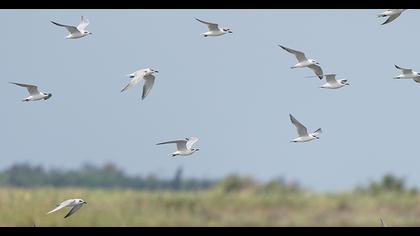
xmin=0 ymin=187 xmax=419 ymax=226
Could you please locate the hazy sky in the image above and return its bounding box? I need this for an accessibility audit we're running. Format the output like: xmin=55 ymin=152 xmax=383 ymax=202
xmin=1 ymin=9 xmax=419 ymax=192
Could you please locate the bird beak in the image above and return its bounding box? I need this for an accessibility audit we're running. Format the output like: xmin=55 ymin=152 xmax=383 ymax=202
xmin=153 ymin=70 xmax=159 ymax=73
xmin=346 ymin=83 xmax=350 ymax=86
xmin=126 ymin=74 xmax=135 ymax=78
xmin=84 ymin=202 xmax=87 ymax=204
xmin=228 ymin=31 xmax=233 ymax=33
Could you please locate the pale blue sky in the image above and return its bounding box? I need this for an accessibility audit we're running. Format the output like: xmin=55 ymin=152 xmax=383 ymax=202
xmin=1 ymin=10 xmax=419 ymax=192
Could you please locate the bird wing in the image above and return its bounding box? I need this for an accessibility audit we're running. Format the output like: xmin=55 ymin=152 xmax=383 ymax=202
xmin=142 ymin=75 xmax=155 ymax=100
xmin=64 ymin=204 xmax=83 ymax=218
xmin=47 ymin=199 xmax=74 ymax=214
xmin=395 ymin=65 xmax=413 ymax=75
xmin=121 ymin=74 xmax=144 ymax=92
xmin=313 ymin=128 xmax=322 ymax=136
xmin=382 ymin=13 xmax=401 ymax=25
xmin=156 ymin=140 xmax=188 ymax=151
xmin=289 ymin=114 xmax=308 ymax=137
xmin=195 ymin=18 xmax=219 ymax=31
xmin=324 ymin=74 xmax=337 ymax=83
xmin=186 ymin=137 xmax=199 ymax=150
xmin=10 ymin=82 xmax=40 ymax=96
xmin=278 ymin=45 xmax=307 ymax=62
xmin=307 ymin=64 xmax=324 ymax=79
xmin=77 ymin=16 xmax=90 ymax=31
xmin=51 ymin=21 xmax=79 ymax=34
xmin=380 ymin=217 xmax=387 ymax=227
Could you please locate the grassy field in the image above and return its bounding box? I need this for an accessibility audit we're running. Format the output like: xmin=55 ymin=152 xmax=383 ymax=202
xmin=0 ymin=187 xmax=419 ymax=226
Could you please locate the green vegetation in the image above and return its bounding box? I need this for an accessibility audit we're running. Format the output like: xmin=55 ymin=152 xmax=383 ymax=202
xmin=1 ymin=185 xmax=420 ymax=226
xmin=0 ymin=163 xmax=214 ymax=190
xmin=0 ymin=163 xmax=418 ymax=226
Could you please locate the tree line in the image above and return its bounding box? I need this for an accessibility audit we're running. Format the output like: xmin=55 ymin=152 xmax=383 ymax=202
xmin=0 ymin=162 xmax=415 ymax=194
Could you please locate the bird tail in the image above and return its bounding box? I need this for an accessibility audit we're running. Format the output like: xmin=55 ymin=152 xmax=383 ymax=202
xmin=314 ymin=128 xmax=322 ymax=135
xmin=120 ymin=84 xmax=131 ymax=93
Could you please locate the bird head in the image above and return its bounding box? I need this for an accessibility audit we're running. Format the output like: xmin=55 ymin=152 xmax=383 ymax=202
xmin=341 ymin=79 xmax=350 ymax=86
xmin=223 ymin=28 xmax=233 ymax=33
xmin=44 ymin=93 xmax=52 ymax=100
xmin=144 ymin=68 xmax=159 ymax=76
xmin=78 ymin=199 xmax=87 ymax=204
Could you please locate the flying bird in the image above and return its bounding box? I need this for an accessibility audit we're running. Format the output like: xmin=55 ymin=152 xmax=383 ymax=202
xmin=378 ymin=9 xmax=407 ymax=25
xmin=47 ymin=199 xmax=87 ymax=219
xmin=195 ymin=18 xmax=232 ymax=37
xmin=9 ymin=82 xmax=52 ymax=102
xmin=394 ymin=65 xmax=420 ymax=83
xmin=289 ymin=114 xmax=322 ymax=143
xmin=51 ymin=16 xmax=92 ymax=39
xmin=278 ymin=45 xmax=324 ymax=80
xmin=320 ymin=74 xmax=350 ymax=89
xmin=121 ymin=68 xmax=159 ymax=100
xmin=156 ymin=137 xmax=200 ymax=157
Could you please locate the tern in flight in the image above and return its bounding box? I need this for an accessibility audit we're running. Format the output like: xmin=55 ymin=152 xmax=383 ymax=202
xmin=195 ymin=18 xmax=232 ymax=37
xmin=279 ymin=45 xmax=324 ymax=80
xmin=378 ymin=9 xmax=407 ymax=25
xmin=9 ymin=82 xmax=52 ymax=102
xmin=47 ymin=199 xmax=87 ymax=219
xmin=156 ymin=137 xmax=200 ymax=157
xmin=51 ymin=16 xmax=92 ymax=39
xmin=121 ymin=68 xmax=159 ymax=100
xmin=289 ymin=114 xmax=322 ymax=143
